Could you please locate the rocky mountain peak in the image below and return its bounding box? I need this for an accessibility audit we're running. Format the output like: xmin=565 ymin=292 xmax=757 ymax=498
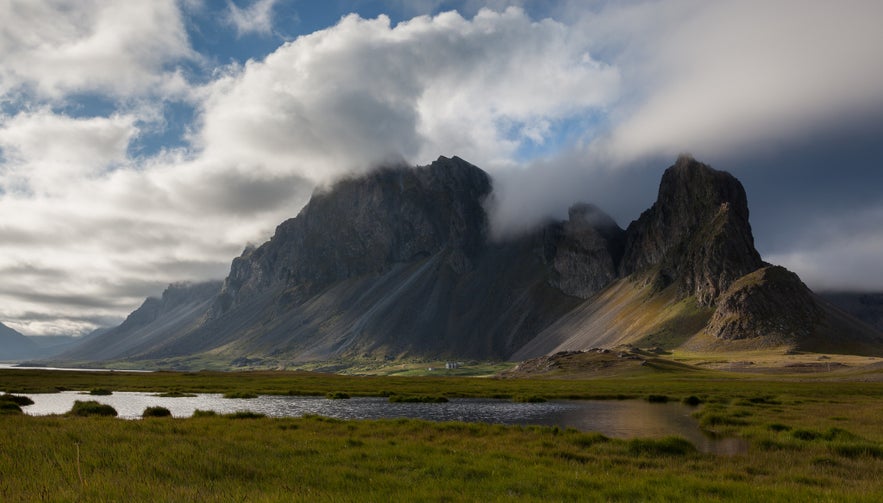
xmin=215 ymin=156 xmax=492 ymax=314
xmin=620 ymin=155 xmax=763 ymax=305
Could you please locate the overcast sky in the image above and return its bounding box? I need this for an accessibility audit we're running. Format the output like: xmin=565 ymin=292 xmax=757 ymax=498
xmin=1 ymin=0 xmax=882 ymax=336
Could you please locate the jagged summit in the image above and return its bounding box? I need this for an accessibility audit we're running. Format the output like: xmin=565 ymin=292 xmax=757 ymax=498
xmin=620 ymin=155 xmax=763 ymax=305
xmin=214 ymin=155 xmax=492 ymax=315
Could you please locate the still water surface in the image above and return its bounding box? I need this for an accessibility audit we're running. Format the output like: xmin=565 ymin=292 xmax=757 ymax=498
xmin=19 ymin=392 xmax=745 ymax=454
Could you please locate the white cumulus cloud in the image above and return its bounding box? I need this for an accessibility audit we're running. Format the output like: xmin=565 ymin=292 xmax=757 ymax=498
xmin=196 ymin=8 xmax=619 ymax=184
xmin=0 ymin=0 xmax=194 ymax=99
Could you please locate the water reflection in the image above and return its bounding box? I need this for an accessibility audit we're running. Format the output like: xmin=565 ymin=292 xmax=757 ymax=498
xmin=19 ymin=392 xmax=746 ymax=455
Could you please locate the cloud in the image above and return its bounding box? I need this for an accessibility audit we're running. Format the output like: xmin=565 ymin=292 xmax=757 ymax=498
xmin=765 ymin=205 xmax=883 ymax=292
xmin=0 ymin=0 xmax=194 ymax=99
xmin=225 ymin=0 xmax=281 ymax=37
xmin=487 ymin=0 xmax=883 ymax=243
xmin=0 ymin=110 xmax=137 ymax=194
xmin=197 ymin=8 xmax=619 ymax=184
xmin=583 ymin=0 xmax=883 ymax=164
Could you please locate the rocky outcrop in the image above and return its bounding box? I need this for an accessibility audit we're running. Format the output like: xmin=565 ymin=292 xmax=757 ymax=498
xmin=620 ymin=155 xmax=763 ymax=305
xmin=706 ymin=266 xmax=822 ymax=343
xmin=545 ymin=204 xmax=625 ymax=299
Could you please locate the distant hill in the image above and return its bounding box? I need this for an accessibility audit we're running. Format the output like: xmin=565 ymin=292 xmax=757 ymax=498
xmin=0 ymin=322 xmax=39 ymax=361
xmin=58 ymin=281 xmax=222 ymax=362
xmin=53 ymin=155 xmax=883 ymax=368
xmin=820 ymin=292 xmax=883 ymax=332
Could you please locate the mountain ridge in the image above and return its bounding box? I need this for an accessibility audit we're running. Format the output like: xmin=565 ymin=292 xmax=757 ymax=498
xmin=52 ymin=155 xmax=883 ymax=367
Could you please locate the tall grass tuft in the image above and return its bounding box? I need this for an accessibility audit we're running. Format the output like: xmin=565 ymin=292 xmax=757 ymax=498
xmin=68 ymin=400 xmax=117 ymax=417
xmin=0 ymin=393 xmax=34 ymax=406
xmin=0 ymin=401 xmax=23 ymax=414
xmin=627 ymin=436 xmax=696 ymax=456
xmin=142 ymin=406 xmax=172 ymax=418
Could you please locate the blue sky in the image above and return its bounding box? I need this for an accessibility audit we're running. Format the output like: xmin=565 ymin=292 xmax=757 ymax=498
xmin=0 ymin=0 xmax=882 ymax=336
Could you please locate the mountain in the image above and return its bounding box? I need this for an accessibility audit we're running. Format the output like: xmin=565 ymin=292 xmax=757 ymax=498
xmin=0 ymin=322 xmax=40 ymax=361
xmin=54 ymin=155 xmax=883 ymax=367
xmin=619 ymin=156 xmax=763 ymax=305
xmin=515 ymin=156 xmax=883 ymax=358
xmin=96 ymin=157 xmax=621 ymax=363
xmin=820 ymin=292 xmax=883 ymax=332
xmin=58 ymin=281 xmax=222 ymax=361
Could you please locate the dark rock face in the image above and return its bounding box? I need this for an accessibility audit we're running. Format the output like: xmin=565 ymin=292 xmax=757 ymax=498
xmin=620 ymin=155 xmax=763 ymax=305
xmin=545 ymin=203 xmax=625 ymax=298
xmin=706 ymin=266 xmax=823 ymax=342
xmin=214 ymin=156 xmax=492 ymax=315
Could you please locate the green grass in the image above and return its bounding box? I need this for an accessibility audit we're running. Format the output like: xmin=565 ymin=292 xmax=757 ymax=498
xmin=4 ymin=368 xmax=883 ymax=500
xmin=0 ymin=393 xmax=34 ymax=406
xmin=0 ymin=401 xmax=23 ymax=414
xmin=2 ymin=413 xmax=883 ymax=501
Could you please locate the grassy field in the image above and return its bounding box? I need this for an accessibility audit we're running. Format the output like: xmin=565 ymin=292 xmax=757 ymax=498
xmin=3 ymin=366 xmax=883 ymax=501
